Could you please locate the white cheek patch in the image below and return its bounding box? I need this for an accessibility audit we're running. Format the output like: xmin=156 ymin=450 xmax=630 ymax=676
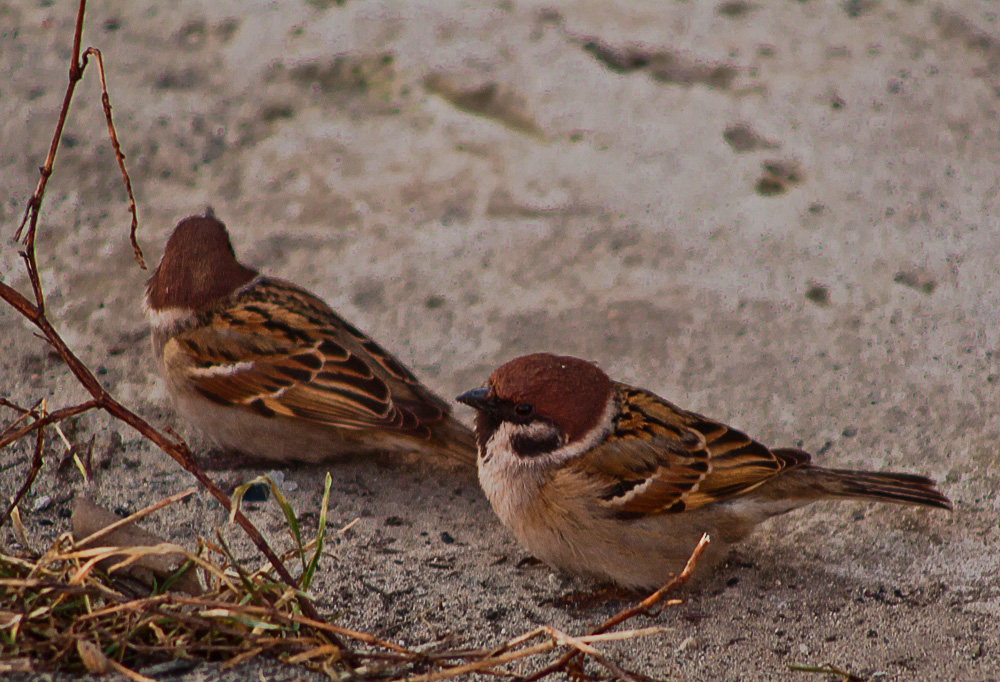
xmin=483 ymin=397 xmax=619 ymax=470
xmin=482 ymin=421 xmax=556 ymax=466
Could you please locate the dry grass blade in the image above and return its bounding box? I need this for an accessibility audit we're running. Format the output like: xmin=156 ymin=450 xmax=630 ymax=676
xmin=75 ymin=488 xmax=197 ymax=549
xmin=0 ymin=505 xmax=352 ymax=675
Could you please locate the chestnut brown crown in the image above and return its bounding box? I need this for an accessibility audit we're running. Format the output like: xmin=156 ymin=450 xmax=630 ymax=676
xmin=146 ymin=214 xmax=258 ymax=311
xmin=481 ymin=353 xmax=614 ymax=444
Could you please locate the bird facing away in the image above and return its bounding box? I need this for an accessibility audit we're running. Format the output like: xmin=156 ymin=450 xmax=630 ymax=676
xmin=457 ymin=353 xmax=951 ymax=589
xmin=144 ymin=213 xmax=476 ymax=465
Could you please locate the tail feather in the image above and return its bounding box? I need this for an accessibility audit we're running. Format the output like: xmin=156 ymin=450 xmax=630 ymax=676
xmin=767 ymin=447 xmax=951 ymax=510
xmin=428 ymin=415 xmax=478 ymax=466
xmin=799 ymin=466 xmax=952 ymax=510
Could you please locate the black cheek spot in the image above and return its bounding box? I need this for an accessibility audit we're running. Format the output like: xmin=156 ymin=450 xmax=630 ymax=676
xmin=510 ymin=432 xmax=561 ymax=458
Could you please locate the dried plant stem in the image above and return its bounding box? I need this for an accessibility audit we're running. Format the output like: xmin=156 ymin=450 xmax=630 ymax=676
xmin=405 ymin=641 xmax=558 ymax=682
xmin=523 ymin=533 xmax=710 ymax=682
xmin=82 ymin=46 xmax=144 ymax=269
xmin=592 ymin=533 xmax=710 ymax=630
xmin=14 ymin=0 xmax=142 ymax=269
xmin=0 ymin=400 xmax=60 ymax=531
xmin=15 ymin=0 xmax=85 ymax=246
xmin=0 ymin=400 xmax=99 ymax=453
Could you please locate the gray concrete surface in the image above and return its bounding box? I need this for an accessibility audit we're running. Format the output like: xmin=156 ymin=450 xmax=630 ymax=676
xmin=2 ymin=0 xmax=998 ymax=680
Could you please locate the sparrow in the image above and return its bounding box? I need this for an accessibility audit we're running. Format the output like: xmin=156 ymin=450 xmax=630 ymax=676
xmin=457 ymin=353 xmax=952 ymax=589
xmin=143 ymin=212 xmax=476 ymax=465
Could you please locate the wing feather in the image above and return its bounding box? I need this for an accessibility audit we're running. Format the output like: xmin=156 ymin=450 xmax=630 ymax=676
xmin=575 ymin=385 xmax=806 ymax=516
xmin=169 ymin=278 xmax=446 ymax=435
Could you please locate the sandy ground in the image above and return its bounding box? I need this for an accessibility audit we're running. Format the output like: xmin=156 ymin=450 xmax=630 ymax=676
xmin=3 ymin=0 xmax=1000 ymax=680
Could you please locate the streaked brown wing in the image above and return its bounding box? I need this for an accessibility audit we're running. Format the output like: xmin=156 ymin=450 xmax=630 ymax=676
xmin=578 ymin=385 xmax=804 ymax=516
xmin=171 ymin=280 xmax=444 ymax=434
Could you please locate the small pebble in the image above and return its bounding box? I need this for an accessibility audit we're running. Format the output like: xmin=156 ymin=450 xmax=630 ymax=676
xmin=798 ymin=644 xmax=809 ymax=655
xmin=32 ymin=495 xmax=52 ymax=512
xmin=266 ymin=470 xmax=285 ymax=486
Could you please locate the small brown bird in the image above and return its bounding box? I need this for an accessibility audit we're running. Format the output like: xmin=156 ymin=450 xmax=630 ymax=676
xmin=457 ymin=353 xmax=951 ymax=588
xmin=144 ymin=213 xmax=475 ymax=465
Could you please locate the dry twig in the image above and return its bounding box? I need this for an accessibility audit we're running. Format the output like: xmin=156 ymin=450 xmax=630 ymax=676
xmin=523 ymin=533 xmax=711 ymax=682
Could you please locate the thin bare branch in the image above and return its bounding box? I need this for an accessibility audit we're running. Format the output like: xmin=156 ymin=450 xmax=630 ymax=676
xmin=16 ymin=0 xmax=89 ymax=245
xmin=0 ymin=400 xmax=99 ymax=452
xmin=0 ymin=411 xmax=47 ymax=530
xmin=82 ymin=47 xmax=144 ymax=269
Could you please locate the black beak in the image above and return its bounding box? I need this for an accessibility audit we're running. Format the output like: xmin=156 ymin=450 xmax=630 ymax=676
xmin=456 ymin=387 xmax=492 ymax=410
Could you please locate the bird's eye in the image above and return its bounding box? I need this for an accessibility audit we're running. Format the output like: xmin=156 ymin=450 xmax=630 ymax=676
xmin=514 ymin=403 xmax=534 ymax=416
